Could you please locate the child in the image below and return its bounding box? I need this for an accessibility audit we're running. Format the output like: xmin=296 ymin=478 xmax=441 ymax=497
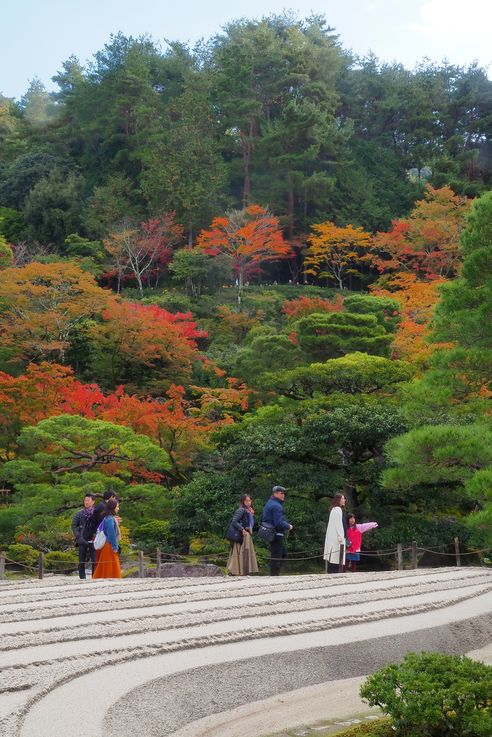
xmin=345 ymin=514 xmax=378 ymax=572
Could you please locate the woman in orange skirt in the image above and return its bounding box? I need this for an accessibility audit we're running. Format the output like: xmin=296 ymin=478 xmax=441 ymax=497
xmin=93 ymin=499 xmax=122 ymax=579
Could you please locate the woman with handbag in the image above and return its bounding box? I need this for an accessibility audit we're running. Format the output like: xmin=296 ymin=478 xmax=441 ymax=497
xmin=92 ymin=499 xmax=122 ymax=579
xmin=226 ymin=495 xmax=258 ymax=576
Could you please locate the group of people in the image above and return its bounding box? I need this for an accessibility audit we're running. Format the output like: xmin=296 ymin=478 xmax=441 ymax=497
xmin=72 ymin=485 xmax=377 ymax=580
xmin=227 ymin=486 xmax=377 ymax=576
xmin=71 ymin=490 xmax=122 ymax=579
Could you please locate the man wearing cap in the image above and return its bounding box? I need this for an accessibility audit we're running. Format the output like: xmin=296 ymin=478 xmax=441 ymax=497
xmin=261 ymin=485 xmax=293 ymax=575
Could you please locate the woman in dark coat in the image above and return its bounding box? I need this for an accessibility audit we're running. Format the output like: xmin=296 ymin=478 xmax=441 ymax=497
xmin=226 ymin=494 xmax=258 ymax=576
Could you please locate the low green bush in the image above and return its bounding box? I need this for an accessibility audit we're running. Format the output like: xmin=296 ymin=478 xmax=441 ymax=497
xmin=331 ymin=719 xmax=391 ymax=737
xmin=360 ymin=652 xmax=492 ymax=737
xmin=44 ymin=550 xmax=78 ymax=574
xmin=132 ymin=520 xmax=178 ymax=554
xmin=5 ymin=543 xmax=39 ymax=569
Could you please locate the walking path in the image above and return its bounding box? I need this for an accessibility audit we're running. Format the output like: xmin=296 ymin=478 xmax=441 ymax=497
xmin=0 ymin=567 xmax=490 ymax=737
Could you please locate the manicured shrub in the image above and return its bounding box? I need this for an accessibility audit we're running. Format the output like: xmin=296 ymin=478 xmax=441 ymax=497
xmin=5 ymin=543 xmax=39 ymax=569
xmin=360 ymin=652 xmax=492 ymax=737
xmin=44 ymin=550 xmax=78 ymax=574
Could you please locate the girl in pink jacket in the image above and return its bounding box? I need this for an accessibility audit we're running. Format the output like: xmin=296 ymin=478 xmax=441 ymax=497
xmin=345 ymin=514 xmax=378 ymax=572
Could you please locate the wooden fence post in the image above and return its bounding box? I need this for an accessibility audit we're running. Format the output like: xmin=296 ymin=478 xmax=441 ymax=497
xmin=38 ymin=552 xmax=44 ymax=580
xmin=397 ymin=543 xmax=403 ymax=571
xmin=156 ymin=547 xmax=161 ymax=576
xmin=0 ymin=553 xmax=5 ymax=580
xmin=411 ymin=541 xmax=417 ymax=569
xmin=338 ymin=544 xmax=344 ymax=573
xmin=454 ymin=537 xmax=461 ymax=567
xmin=138 ymin=550 xmax=145 ymax=578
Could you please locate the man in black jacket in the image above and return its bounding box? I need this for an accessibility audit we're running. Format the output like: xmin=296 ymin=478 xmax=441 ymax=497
xmin=261 ymin=486 xmax=293 ymax=575
xmin=71 ymin=494 xmax=96 ymax=579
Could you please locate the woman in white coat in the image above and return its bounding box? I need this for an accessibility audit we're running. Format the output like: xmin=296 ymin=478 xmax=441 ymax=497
xmin=323 ymin=493 xmax=346 ymax=573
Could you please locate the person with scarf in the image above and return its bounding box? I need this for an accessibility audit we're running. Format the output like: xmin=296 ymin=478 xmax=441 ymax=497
xmin=71 ymin=494 xmax=96 ymax=579
xmin=92 ymin=499 xmax=122 ymax=579
xmin=226 ymin=494 xmax=259 ymax=576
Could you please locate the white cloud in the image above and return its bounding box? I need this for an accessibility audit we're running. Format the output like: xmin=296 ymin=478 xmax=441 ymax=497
xmin=403 ymin=0 xmax=492 ymax=68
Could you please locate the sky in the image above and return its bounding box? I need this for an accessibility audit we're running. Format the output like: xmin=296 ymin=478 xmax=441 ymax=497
xmin=2 ymin=0 xmax=492 ymax=100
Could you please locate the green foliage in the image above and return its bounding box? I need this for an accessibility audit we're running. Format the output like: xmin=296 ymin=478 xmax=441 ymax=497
xmin=131 ymin=520 xmax=176 ymax=554
xmin=170 ymin=471 xmax=245 ymax=545
xmin=15 ymin=414 xmax=171 ymax=476
xmin=0 ymin=207 xmax=25 ymax=242
xmin=23 ymin=169 xmax=85 ymax=246
xmin=369 ymin=513 xmax=470 ymax=552
xmin=64 ymin=233 xmax=105 ymax=261
xmin=360 ymin=652 xmax=492 ymax=737
xmin=0 ymin=234 xmax=13 ymax=268
xmin=5 ymin=543 xmax=39 ymax=568
xmin=294 ymin=312 xmax=393 ymax=361
xmin=464 ymin=469 xmax=492 ymax=549
xmin=342 ymin=295 xmax=401 ymax=334
xmin=383 ymin=424 xmax=492 ymax=492
xmin=233 ymin=333 xmax=301 ymax=386
xmin=263 ymin=353 xmax=413 ymax=398
xmin=44 ymin=550 xmax=78 ymax=573
xmin=0 ymin=416 xmax=172 ymax=547
xmin=329 ymin=720 xmax=391 ymax=737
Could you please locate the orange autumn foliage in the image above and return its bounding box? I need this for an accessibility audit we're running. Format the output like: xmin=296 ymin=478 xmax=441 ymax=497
xmin=197 ymin=204 xmax=292 ymax=285
xmin=282 ymin=294 xmax=344 ymax=319
xmin=371 ymin=272 xmax=446 ymax=363
xmin=0 ymin=261 xmax=113 ymax=366
xmin=304 ymin=221 xmax=373 ymax=289
xmin=89 ymin=301 xmax=207 ymax=392
xmin=372 ymin=186 xmax=471 ymax=280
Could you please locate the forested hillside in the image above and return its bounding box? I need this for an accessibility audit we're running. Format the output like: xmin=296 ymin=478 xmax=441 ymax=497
xmin=0 ymin=14 xmax=491 ymax=569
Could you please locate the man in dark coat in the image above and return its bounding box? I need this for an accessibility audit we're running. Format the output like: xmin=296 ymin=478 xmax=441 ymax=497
xmin=261 ymin=485 xmax=293 ymax=575
xmin=71 ymin=494 xmax=96 ymax=579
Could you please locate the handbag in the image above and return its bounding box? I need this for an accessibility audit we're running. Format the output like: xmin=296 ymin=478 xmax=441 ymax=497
xmin=225 ymin=523 xmax=243 ymax=544
xmin=93 ymin=521 xmax=107 ymax=550
xmin=257 ymin=522 xmax=276 ymax=543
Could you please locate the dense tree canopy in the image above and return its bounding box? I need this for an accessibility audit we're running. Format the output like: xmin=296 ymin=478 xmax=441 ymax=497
xmin=0 ymin=15 xmax=490 ymax=566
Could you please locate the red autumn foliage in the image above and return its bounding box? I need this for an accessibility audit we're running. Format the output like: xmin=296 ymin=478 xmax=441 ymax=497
xmin=0 ymin=363 xmax=250 ymax=472
xmin=282 ymin=294 xmax=344 ymax=319
xmin=89 ymin=301 xmax=208 ymax=392
xmin=197 ymin=204 xmax=293 ymax=285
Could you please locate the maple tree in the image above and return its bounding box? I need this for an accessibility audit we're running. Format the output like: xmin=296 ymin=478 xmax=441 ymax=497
xmin=0 ymin=361 xmax=250 ymax=474
xmin=0 ymin=261 xmax=112 ymax=368
xmin=372 ymin=186 xmax=471 ymax=279
xmin=304 ymin=221 xmax=373 ymax=289
xmin=197 ymin=204 xmax=292 ymax=308
xmin=371 ymin=272 xmax=446 ymax=362
xmin=103 ymin=214 xmax=184 ymax=294
xmin=88 ymin=301 xmax=207 ymax=394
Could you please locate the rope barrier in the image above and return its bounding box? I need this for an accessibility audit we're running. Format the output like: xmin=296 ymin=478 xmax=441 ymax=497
xmin=0 ymin=539 xmax=490 ymax=579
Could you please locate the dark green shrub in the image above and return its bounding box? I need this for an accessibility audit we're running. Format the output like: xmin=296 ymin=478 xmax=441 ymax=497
xmin=44 ymin=550 xmax=78 ymax=574
xmin=132 ymin=520 xmax=178 ymax=554
xmin=360 ymin=652 xmax=492 ymax=737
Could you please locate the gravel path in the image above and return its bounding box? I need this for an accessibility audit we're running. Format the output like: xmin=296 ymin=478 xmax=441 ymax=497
xmin=0 ymin=567 xmax=490 ymax=737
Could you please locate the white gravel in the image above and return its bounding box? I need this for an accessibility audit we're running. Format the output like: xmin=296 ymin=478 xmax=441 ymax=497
xmin=0 ymin=567 xmax=489 ymax=737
